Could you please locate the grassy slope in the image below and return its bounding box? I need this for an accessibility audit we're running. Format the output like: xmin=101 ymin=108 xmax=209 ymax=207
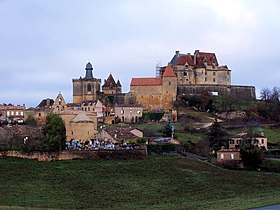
xmin=0 ymin=157 xmax=280 ymax=210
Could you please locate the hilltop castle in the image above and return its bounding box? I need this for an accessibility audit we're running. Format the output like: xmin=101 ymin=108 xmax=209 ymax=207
xmin=72 ymin=50 xmax=255 ymax=113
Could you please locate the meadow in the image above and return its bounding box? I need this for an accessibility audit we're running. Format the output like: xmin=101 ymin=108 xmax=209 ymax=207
xmin=0 ymin=156 xmax=280 ymax=209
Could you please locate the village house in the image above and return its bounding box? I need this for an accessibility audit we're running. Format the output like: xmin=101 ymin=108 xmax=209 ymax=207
xmin=25 ymin=98 xmax=54 ymax=125
xmin=81 ymin=100 xmax=104 ymax=122
xmin=114 ymin=104 xmax=143 ymax=123
xmin=0 ymin=104 xmax=25 ymax=124
xmin=229 ymin=132 xmax=268 ymax=150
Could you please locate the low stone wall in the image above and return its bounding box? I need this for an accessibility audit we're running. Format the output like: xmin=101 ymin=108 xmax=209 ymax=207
xmin=0 ymin=149 xmax=147 ymax=161
xmin=177 ymin=84 xmax=256 ymax=100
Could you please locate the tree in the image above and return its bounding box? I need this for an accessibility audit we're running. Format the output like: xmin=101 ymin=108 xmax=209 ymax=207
xmin=25 ymin=115 xmax=37 ymax=126
xmin=42 ymin=113 xmax=66 ymax=152
xmin=240 ymin=136 xmax=262 ymax=169
xmin=207 ymin=119 xmax=227 ymax=152
xmin=162 ymin=119 xmax=174 ymax=137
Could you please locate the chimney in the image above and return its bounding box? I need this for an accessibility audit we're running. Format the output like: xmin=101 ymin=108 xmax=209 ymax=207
xmin=175 ymin=50 xmax=180 ymax=56
xmin=194 ymin=50 xmax=199 ymax=65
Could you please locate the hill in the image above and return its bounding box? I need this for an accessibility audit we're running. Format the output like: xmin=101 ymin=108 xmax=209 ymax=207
xmin=0 ymin=157 xmax=280 ymax=209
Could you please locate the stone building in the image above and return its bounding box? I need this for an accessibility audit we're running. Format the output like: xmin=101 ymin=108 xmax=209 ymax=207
xmin=59 ymin=110 xmax=98 ymax=142
xmin=73 ymin=62 xmax=101 ymax=104
xmin=52 ymin=93 xmax=67 ymax=114
xmin=130 ymin=63 xmax=177 ymax=111
xmin=114 ymin=104 xmax=143 ymax=123
xmin=0 ymin=104 xmax=25 ymax=124
xmin=81 ymin=100 xmax=104 ymax=122
xmin=102 ymin=73 xmax=122 ymax=94
xmin=229 ymin=132 xmax=268 ymax=150
xmin=162 ymin=50 xmax=231 ymax=86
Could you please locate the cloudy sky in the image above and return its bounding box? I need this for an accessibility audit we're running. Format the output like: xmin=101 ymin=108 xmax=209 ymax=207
xmin=0 ymin=0 xmax=279 ymax=107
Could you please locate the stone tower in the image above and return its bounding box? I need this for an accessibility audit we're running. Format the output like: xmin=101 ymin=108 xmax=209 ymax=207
xmin=102 ymin=73 xmax=122 ymax=94
xmin=161 ymin=63 xmax=177 ymax=109
xmin=72 ymin=62 xmax=101 ymax=103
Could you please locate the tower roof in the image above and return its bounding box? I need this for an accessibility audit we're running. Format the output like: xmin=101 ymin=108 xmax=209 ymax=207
xmin=116 ymin=80 xmax=122 ymax=87
xmin=162 ymin=63 xmax=176 ymax=77
xmin=84 ymin=62 xmax=94 ymax=79
xmin=102 ymin=73 xmax=116 ymax=87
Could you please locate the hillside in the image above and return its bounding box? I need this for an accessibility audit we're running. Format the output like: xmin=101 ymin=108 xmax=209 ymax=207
xmin=0 ymin=157 xmax=280 ymax=210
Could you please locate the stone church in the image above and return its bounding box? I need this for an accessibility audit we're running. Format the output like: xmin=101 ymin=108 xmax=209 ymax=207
xmin=72 ymin=62 xmax=101 ymax=104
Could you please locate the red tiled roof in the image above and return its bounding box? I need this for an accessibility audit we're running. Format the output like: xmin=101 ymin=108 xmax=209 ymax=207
xmin=162 ymin=64 xmax=176 ymax=77
xmin=195 ymin=52 xmax=219 ymax=67
xmin=176 ymin=55 xmax=194 ymax=66
xmin=130 ymin=78 xmax=162 ymax=86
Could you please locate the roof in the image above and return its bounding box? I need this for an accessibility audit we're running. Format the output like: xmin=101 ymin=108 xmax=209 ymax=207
xmin=176 ymin=54 xmax=194 ymax=66
xmin=231 ymin=132 xmax=266 ymax=139
xmin=105 ymin=128 xmax=140 ymax=140
xmin=162 ymin=64 xmax=176 ymax=77
xmin=0 ymin=105 xmax=25 ymax=111
xmin=84 ymin=62 xmax=94 ymax=79
xmin=102 ymin=74 xmax=116 ymax=87
xmin=116 ymin=80 xmax=122 ymax=87
xmin=130 ymin=78 xmax=162 ymax=86
xmin=195 ymin=51 xmax=219 ymax=67
xmin=70 ymin=112 xmax=94 ymax=123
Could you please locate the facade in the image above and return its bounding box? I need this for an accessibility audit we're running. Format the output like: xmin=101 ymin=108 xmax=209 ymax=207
xmin=229 ymin=132 xmax=268 ymax=150
xmin=59 ymin=110 xmax=98 ymax=142
xmin=81 ymin=100 xmax=104 ymax=122
xmin=217 ymin=149 xmax=241 ymax=161
xmin=0 ymin=104 xmax=25 ymax=124
xmin=130 ymin=63 xmax=177 ymax=111
xmin=73 ymin=62 xmax=101 ymax=104
xmin=52 ymin=93 xmax=67 ymax=114
xmin=165 ymin=50 xmax=231 ymax=86
xmin=114 ymin=104 xmax=143 ymax=123
xmin=102 ymin=73 xmax=122 ymax=94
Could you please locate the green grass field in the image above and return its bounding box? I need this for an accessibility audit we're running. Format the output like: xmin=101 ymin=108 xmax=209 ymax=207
xmin=0 ymin=157 xmax=280 ymax=210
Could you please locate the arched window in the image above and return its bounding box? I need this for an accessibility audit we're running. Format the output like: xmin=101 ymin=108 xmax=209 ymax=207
xmin=87 ymin=84 xmax=91 ymax=92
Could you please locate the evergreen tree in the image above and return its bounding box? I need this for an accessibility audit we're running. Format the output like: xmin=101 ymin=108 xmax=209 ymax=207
xmin=162 ymin=119 xmax=174 ymax=137
xmin=42 ymin=113 xmax=66 ymax=152
xmin=207 ymin=119 xmax=227 ymax=151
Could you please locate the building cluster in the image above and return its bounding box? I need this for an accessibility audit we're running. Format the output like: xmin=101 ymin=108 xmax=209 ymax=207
xmin=1 ymin=49 xmax=257 ymax=145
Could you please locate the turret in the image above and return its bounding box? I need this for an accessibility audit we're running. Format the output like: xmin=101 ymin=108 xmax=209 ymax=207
xmin=84 ymin=62 xmax=94 ymax=79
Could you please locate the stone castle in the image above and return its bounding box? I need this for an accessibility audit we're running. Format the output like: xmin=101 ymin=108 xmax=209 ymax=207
xmin=72 ymin=50 xmax=256 ymax=112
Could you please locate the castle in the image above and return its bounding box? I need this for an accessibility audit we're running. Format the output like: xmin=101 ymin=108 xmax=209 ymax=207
xmin=71 ymin=50 xmax=256 ymax=113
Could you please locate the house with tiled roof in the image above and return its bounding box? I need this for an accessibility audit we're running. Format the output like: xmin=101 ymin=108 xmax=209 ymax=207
xmin=130 ymin=63 xmax=177 ymax=111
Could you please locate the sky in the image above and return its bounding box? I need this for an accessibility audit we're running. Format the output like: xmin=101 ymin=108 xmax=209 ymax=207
xmin=0 ymin=0 xmax=279 ymax=107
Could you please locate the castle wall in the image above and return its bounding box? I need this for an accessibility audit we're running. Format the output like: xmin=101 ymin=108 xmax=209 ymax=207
xmin=177 ymin=84 xmax=256 ymax=100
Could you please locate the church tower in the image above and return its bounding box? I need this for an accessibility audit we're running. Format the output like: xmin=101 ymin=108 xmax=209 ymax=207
xmin=72 ymin=62 xmax=101 ymax=104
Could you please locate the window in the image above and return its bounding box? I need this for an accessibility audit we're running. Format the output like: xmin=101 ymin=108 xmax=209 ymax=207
xmin=20 ymin=111 xmax=23 ymax=116
xmin=38 ymin=113 xmax=41 ymax=117
xmin=169 ymin=81 xmax=171 ymax=85
xmin=11 ymin=111 xmax=14 ymax=116
xmin=205 ymin=78 xmax=207 ymax=81
xmin=221 ymin=154 xmax=224 ymax=159
xmin=231 ymin=154 xmax=234 ymax=159
xmin=205 ymin=71 xmax=207 ymax=75
xmin=213 ymin=78 xmax=215 ymax=82
xmin=87 ymin=84 xmax=91 ymax=92
xmin=230 ymin=140 xmax=234 ymax=144
xmin=213 ymin=72 xmax=216 ymax=76
xmin=7 ymin=111 xmax=10 ymax=116
xmin=16 ymin=111 xmax=19 ymax=116
xmin=261 ymin=139 xmax=264 ymax=144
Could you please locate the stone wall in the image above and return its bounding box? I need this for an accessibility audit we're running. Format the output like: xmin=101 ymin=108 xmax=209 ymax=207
xmin=0 ymin=149 xmax=147 ymax=161
xmin=177 ymin=84 xmax=255 ymax=100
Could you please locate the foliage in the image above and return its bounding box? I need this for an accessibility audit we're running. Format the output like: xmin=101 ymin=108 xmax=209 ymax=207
xmin=240 ymin=136 xmax=263 ymax=169
xmin=139 ymin=112 xmax=164 ymax=122
xmin=1 ymin=157 xmax=280 ymax=209
xmin=148 ymin=144 xmax=176 ymax=154
xmin=42 ymin=113 xmax=66 ymax=152
xmin=162 ymin=119 xmax=174 ymax=137
xmin=114 ymin=116 xmax=121 ymax=124
xmin=25 ymin=115 xmax=37 ymax=126
xmin=207 ymin=120 xmax=227 ymax=151
xmin=136 ymin=138 xmax=146 ymax=144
